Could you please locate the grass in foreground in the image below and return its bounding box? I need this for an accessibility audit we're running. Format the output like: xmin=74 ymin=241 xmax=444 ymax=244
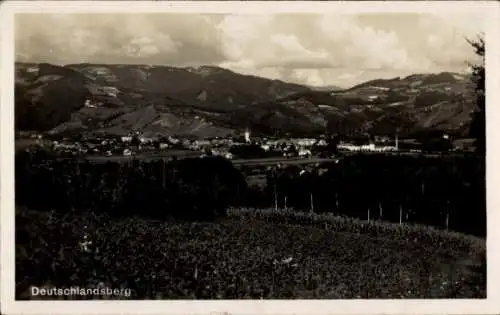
xmin=16 ymin=207 xmax=486 ymax=299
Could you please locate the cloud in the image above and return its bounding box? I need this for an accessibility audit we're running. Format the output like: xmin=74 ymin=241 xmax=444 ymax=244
xmin=15 ymin=12 xmax=484 ymax=87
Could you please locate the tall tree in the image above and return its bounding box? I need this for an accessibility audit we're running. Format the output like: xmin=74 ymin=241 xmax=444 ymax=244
xmin=467 ymin=34 xmax=485 ymax=156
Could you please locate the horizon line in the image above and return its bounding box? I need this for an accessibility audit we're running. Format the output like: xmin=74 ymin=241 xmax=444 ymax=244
xmin=14 ymin=60 xmax=473 ymax=89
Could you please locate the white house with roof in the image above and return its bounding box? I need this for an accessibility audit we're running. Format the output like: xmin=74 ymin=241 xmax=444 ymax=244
xmin=159 ymin=143 xmax=169 ymax=150
xmin=139 ymin=137 xmax=154 ymax=144
xmin=261 ymin=144 xmax=271 ymax=151
xmin=84 ymin=99 xmax=97 ymax=108
xmin=168 ymin=136 xmax=180 ymax=144
xmin=298 ymin=149 xmax=312 ymax=157
xmin=316 ymin=139 xmax=328 ymax=146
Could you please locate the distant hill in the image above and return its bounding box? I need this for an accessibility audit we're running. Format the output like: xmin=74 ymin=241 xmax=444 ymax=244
xmin=15 ymin=62 xmax=477 ymax=138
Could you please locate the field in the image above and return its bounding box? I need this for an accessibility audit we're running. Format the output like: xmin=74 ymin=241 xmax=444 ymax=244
xmin=16 ymin=207 xmax=486 ymax=300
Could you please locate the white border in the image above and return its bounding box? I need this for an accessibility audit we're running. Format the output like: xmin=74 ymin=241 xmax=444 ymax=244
xmin=2 ymin=1 xmax=499 ymax=315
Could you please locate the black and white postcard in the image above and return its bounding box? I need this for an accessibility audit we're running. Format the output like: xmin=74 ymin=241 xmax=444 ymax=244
xmin=1 ymin=1 xmax=499 ymax=314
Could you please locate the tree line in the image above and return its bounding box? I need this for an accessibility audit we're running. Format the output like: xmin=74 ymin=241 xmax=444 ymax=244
xmin=243 ymin=154 xmax=485 ymax=237
xmin=16 ymin=149 xmax=247 ymax=221
xmin=16 ymin=148 xmax=485 ymax=237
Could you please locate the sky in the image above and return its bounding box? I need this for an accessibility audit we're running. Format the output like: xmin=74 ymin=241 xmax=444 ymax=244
xmin=15 ymin=13 xmax=484 ymax=88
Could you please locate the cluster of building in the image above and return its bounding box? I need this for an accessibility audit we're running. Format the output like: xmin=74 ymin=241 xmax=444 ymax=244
xmin=18 ymin=129 xmax=327 ymax=159
xmin=337 ymin=135 xmax=400 ymax=153
xmin=337 ymin=143 xmax=398 ymax=153
xmin=18 ymin=128 xmax=462 ymax=160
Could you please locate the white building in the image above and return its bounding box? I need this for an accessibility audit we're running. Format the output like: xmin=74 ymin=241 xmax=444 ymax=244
xmin=168 ymin=136 xmax=180 ymax=144
xmin=294 ymin=138 xmax=316 ymax=147
xmin=261 ymin=144 xmax=271 ymax=151
xmin=139 ymin=137 xmax=153 ymax=144
xmin=338 ymin=144 xmax=361 ymax=152
xmin=338 ymin=143 xmax=397 ymax=152
xmin=298 ymin=149 xmax=312 ymax=157
xmin=84 ymin=99 xmax=96 ymax=108
xmin=316 ymin=139 xmax=328 ymax=146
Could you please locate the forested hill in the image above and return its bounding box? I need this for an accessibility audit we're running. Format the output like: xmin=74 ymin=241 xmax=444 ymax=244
xmin=15 ymin=62 xmax=476 ymax=138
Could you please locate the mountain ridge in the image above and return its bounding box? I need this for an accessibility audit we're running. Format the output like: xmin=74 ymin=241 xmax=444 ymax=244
xmin=15 ymin=62 xmax=477 ymax=138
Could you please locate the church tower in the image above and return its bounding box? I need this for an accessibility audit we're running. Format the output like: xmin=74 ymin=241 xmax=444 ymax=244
xmin=244 ymin=128 xmax=251 ymax=143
